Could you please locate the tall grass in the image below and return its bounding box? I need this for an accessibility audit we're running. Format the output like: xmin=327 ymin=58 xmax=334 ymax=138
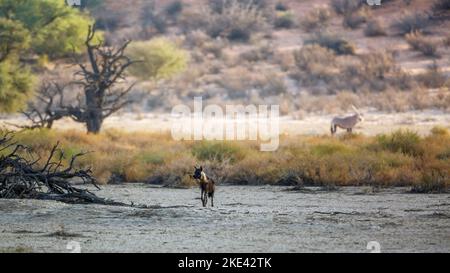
xmin=5 ymin=127 xmax=449 ymax=192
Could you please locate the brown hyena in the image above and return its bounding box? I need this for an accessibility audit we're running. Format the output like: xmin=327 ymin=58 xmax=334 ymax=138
xmin=192 ymin=166 xmax=215 ymax=207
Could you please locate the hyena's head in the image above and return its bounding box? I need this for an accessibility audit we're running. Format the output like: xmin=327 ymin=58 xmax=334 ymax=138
xmin=193 ymin=166 xmax=203 ymax=180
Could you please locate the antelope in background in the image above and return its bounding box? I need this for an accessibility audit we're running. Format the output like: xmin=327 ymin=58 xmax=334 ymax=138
xmin=193 ymin=166 xmax=215 ymax=207
xmin=331 ymin=105 xmax=364 ymax=135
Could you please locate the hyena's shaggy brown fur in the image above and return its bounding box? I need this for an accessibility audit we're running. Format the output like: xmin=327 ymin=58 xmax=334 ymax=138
xmin=193 ymin=166 xmax=215 ymax=207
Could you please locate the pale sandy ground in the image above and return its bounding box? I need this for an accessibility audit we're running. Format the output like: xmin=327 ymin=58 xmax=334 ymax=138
xmin=1 ymin=110 xmax=449 ymax=136
xmin=0 ymin=185 xmax=449 ymax=253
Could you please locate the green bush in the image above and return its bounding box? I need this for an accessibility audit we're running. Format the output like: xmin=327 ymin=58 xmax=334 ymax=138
xmin=126 ymin=38 xmax=188 ymax=80
xmin=311 ymin=143 xmax=351 ymax=156
xmin=376 ymin=130 xmax=423 ymax=157
xmin=0 ymin=61 xmax=34 ymax=113
xmin=192 ymin=142 xmax=245 ymax=163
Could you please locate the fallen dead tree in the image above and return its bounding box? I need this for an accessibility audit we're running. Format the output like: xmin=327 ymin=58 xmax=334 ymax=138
xmin=0 ymin=131 xmax=137 ymax=206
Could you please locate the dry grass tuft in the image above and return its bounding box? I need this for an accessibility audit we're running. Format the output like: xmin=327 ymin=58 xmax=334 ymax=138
xmin=5 ymin=128 xmax=448 ymax=193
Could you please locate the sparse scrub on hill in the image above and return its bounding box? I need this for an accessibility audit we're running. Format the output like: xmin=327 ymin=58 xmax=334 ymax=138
xmin=300 ymin=7 xmax=332 ymax=32
xmin=432 ymin=0 xmax=450 ymax=16
xmin=364 ymin=19 xmax=387 ymax=37
xmin=416 ymin=62 xmax=448 ymax=88
xmin=293 ymin=45 xmax=401 ymax=94
xmin=359 ymin=51 xmax=396 ymax=81
xmin=305 ymin=32 xmax=356 ymax=55
xmin=343 ymin=7 xmax=370 ymax=29
xmin=293 ymin=44 xmax=337 ymax=88
xmin=239 ymin=43 xmax=274 ymax=62
xmin=331 ymin=0 xmax=363 ymax=15
xmin=165 ymin=1 xmax=183 ymax=18
xmin=275 ymin=2 xmax=289 ymax=11
xmin=392 ymin=12 xmax=431 ymax=35
xmin=405 ymin=31 xmax=440 ymax=57
xmin=274 ymin=11 xmax=296 ymax=29
xmin=203 ymin=0 xmax=269 ymax=42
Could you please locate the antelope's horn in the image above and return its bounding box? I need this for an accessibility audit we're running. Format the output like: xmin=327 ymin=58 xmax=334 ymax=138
xmin=351 ymin=104 xmax=360 ymax=114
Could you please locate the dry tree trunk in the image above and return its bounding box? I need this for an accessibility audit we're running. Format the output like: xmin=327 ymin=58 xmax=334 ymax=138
xmin=18 ymin=25 xmax=136 ymax=134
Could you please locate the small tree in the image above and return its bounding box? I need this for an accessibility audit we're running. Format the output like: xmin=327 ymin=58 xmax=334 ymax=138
xmin=21 ymin=26 xmax=188 ymax=133
xmin=126 ymin=38 xmax=188 ymax=80
xmin=20 ymin=26 xmax=135 ymax=133
xmin=0 ymin=0 xmax=94 ymax=113
xmin=0 ymin=18 xmax=33 ymax=113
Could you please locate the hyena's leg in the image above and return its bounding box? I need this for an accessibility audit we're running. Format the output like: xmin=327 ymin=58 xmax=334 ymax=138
xmin=200 ymin=188 xmax=205 ymax=205
xmin=211 ymin=192 xmax=214 ymax=207
xmin=203 ymin=193 xmax=208 ymax=207
xmin=347 ymin=128 xmax=352 ymax=133
xmin=331 ymin=124 xmax=336 ymax=135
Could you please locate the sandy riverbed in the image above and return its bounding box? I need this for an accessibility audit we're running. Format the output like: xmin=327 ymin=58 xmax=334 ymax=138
xmin=0 ymin=185 xmax=449 ymax=253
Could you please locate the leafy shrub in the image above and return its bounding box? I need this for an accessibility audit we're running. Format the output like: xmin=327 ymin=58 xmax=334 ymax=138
xmin=192 ymin=142 xmax=245 ymax=163
xmin=376 ymin=130 xmax=423 ymax=157
xmin=126 ymin=38 xmax=188 ymax=80
xmin=0 ymin=61 xmax=34 ymax=113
